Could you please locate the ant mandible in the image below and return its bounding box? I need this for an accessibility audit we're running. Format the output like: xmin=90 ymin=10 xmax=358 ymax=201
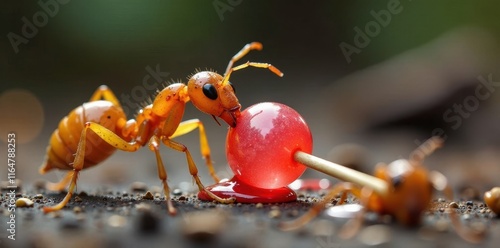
xmin=40 ymin=42 xmax=283 ymax=215
xmin=280 ymin=137 xmax=485 ymax=243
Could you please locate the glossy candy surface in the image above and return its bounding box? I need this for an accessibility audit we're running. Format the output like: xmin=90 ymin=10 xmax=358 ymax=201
xmin=199 ymin=102 xmax=312 ymax=202
xmin=227 ymin=102 xmax=312 ymax=189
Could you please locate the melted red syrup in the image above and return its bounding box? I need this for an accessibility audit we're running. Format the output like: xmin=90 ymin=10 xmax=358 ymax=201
xmin=198 ymin=176 xmax=297 ymax=203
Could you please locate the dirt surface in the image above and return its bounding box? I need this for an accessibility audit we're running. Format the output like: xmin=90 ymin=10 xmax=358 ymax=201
xmin=1 ymin=182 xmax=499 ymax=248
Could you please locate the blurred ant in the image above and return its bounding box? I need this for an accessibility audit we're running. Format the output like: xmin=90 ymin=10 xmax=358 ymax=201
xmin=281 ymin=137 xmax=485 ymax=243
xmin=484 ymin=187 xmax=500 ymax=215
xmin=40 ymin=42 xmax=283 ymax=215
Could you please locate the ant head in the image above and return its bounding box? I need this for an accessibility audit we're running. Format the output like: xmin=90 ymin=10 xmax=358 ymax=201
xmin=375 ymin=159 xmax=433 ymax=226
xmin=187 ymin=71 xmax=241 ymax=127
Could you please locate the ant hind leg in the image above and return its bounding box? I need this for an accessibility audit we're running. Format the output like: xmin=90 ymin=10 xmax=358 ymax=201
xmin=279 ymin=182 xmax=362 ymax=231
xmin=45 ymin=171 xmax=74 ymax=191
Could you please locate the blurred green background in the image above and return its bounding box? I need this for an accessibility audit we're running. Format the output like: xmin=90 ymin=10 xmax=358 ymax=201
xmin=1 ymin=0 xmax=500 ymax=189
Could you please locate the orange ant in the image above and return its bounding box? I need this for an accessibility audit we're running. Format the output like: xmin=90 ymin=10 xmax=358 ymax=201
xmin=40 ymin=42 xmax=283 ymax=215
xmin=281 ymin=137 xmax=485 ymax=243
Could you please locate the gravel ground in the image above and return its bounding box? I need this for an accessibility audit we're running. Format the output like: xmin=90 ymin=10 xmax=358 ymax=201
xmin=1 ymin=182 xmax=498 ymax=248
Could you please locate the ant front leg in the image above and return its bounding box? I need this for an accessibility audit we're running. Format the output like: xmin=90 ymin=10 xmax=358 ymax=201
xmin=42 ymin=122 xmax=141 ymax=214
xmin=148 ymin=135 xmax=177 ymax=215
xmin=161 ymin=137 xmax=235 ymax=204
xmin=338 ymin=187 xmax=373 ymax=240
xmin=279 ymin=182 xmax=362 ymax=231
xmin=410 ymin=136 xmax=443 ymax=163
xmin=170 ymin=119 xmax=220 ymax=183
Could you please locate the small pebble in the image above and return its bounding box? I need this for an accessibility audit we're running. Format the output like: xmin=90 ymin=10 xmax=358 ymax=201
xmin=142 ymin=191 xmax=154 ymax=200
xmin=449 ymin=202 xmax=459 ymax=209
xmin=256 ymin=203 xmax=264 ymax=209
xmin=16 ymin=198 xmax=34 ymax=208
xmin=73 ymin=206 xmax=83 ymax=213
xmin=34 ymin=194 xmax=44 ymax=199
xmin=466 ymin=201 xmax=473 ymax=207
xmin=74 ymin=196 xmax=83 ymax=202
xmin=268 ymin=209 xmax=281 ymax=219
xmin=108 ymin=215 xmax=127 ymax=228
xmin=172 ymin=188 xmax=183 ymax=196
xmin=178 ymin=195 xmax=187 ymax=201
xmin=79 ymin=191 xmax=88 ymax=197
xmin=131 ymin=181 xmax=148 ymax=192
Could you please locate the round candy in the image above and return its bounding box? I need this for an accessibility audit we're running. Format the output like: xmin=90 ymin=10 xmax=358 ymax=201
xmin=226 ymin=102 xmax=312 ymax=189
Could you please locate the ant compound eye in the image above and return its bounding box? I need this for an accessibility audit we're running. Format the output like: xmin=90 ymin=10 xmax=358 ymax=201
xmin=392 ymin=175 xmax=404 ymax=189
xmin=202 ymin=84 xmax=218 ymax=100
xmin=228 ymin=81 xmax=236 ymax=93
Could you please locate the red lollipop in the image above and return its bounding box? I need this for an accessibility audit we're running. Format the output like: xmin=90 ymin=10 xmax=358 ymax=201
xmin=199 ymin=102 xmax=387 ymax=203
xmin=227 ymin=102 xmax=312 ymax=189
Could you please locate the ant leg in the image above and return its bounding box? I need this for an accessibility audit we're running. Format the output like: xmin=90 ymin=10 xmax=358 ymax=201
xmin=221 ymin=61 xmax=284 ymax=86
xmin=42 ymin=127 xmax=91 ymax=213
xmin=162 ymin=138 xmax=235 ymax=204
xmin=45 ymin=171 xmax=74 ymax=191
xmin=279 ymin=182 xmax=362 ymax=231
xmin=88 ymin=85 xmax=121 ymax=106
xmin=42 ymin=122 xmax=141 ymax=213
xmin=338 ymin=187 xmax=372 ymax=239
xmin=430 ymin=171 xmax=485 ymax=243
xmin=410 ymin=136 xmax=444 ymax=163
xmin=225 ymin=42 xmax=263 ymax=76
xmin=148 ymin=135 xmax=176 ymax=215
xmin=171 ymin=119 xmax=220 ymax=183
